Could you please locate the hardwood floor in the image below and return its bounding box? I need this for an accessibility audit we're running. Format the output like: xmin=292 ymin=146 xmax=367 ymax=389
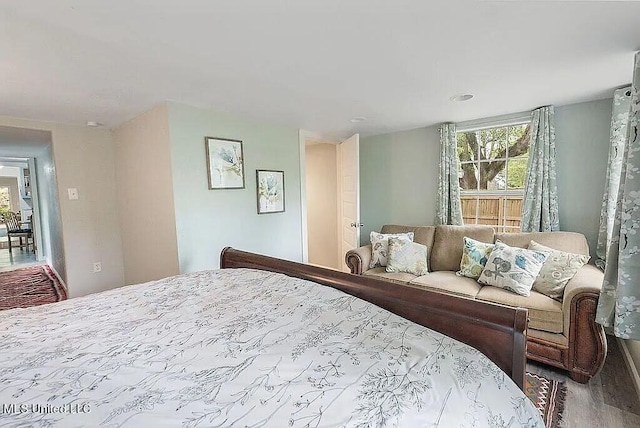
xmin=527 ymin=334 xmax=640 ymax=427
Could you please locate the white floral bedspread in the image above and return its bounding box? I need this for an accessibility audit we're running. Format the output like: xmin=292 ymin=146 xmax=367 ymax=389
xmin=0 ymin=268 xmax=543 ymax=427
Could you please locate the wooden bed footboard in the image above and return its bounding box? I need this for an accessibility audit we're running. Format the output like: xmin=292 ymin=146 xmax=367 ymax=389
xmin=220 ymin=248 xmax=529 ymax=389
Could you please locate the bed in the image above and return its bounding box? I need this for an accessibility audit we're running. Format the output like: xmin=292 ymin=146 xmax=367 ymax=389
xmin=0 ymin=248 xmax=543 ymax=427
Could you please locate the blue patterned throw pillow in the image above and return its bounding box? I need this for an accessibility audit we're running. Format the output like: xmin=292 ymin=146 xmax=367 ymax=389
xmin=386 ymin=237 xmax=429 ymax=276
xmin=478 ymin=242 xmax=549 ymax=296
xmin=458 ymin=237 xmax=495 ymax=279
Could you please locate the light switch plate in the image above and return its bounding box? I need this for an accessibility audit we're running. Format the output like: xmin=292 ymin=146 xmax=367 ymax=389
xmin=68 ymin=188 xmax=79 ymax=200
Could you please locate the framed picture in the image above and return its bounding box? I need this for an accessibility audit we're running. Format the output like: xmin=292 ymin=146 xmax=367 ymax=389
xmin=256 ymin=170 xmax=285 ymax=214
xmin=205 ymin=137 xmax=245 ymax=189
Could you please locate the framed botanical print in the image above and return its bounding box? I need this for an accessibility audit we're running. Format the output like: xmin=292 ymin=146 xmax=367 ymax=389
xmin=205 ymin=137 xmax=245 ymax=189
xmin=256 ymin=170 xmax=285 ymax=214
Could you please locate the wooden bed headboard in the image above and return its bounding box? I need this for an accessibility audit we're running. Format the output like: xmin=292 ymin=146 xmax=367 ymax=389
xmin=220 ymin=247 xmax=528 ymax=389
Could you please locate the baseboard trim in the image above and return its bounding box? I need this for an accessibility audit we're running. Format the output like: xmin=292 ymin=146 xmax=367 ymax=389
xmin=617 ymin=338 xmax=640 ymax=403
xmin=47 ymin=263 xmax=68 ymax=293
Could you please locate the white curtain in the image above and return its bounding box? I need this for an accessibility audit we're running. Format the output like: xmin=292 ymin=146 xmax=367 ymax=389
xmin=436 ymin=123 xmax=463 ymax=225
xmin=521 ymin=106 xmax=560 ymax=232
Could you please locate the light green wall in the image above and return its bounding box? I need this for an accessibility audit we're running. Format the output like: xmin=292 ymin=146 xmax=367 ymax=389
xmin=555 ymin=98 xmax=612 ymax=259
xmin=360 ymin=126 xmax=440 ymax=244
xmin=167 ymin=102 xmax=303 ymax=272
xmin=359 ymin=98 xmax=613 ymax=257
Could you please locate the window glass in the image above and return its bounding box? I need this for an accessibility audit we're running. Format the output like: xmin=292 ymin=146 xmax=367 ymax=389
xmin=456 ymin=122 xmax=530 ymax=233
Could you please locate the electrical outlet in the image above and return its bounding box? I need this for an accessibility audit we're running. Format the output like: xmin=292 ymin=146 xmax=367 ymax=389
xmin=93 ymin=262 xmax=102 ymax=273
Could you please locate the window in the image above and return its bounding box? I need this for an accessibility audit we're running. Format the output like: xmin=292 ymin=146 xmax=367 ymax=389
xmin=0 ymin=187 xmax=10 ymax=211
xmin=456 ymin=122 xmax=530 ymax=233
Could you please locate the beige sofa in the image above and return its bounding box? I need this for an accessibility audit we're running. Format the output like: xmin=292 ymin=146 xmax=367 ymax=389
xmin=345 ymin=224 xmax=607 ymax=383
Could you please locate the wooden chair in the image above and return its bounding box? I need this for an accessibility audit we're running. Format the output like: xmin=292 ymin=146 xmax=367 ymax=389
xmin=2 ymin=212 xmax=33 ymax=252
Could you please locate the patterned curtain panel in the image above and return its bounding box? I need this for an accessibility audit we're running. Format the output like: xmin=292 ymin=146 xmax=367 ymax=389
xmin=521 ymin=106 xmax=560 ymax=232
xmin=596 ymin=52 xmax=640 ymax=339
xmin=595 ymin=87 xmax=632 ymax=269
xmin=436 ymin=123 xmax=463 ymax=225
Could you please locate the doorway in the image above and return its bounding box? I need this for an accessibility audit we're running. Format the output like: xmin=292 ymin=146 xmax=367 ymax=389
xmin=0 ymin=125 xmax=61 ymax=276
xmin=0 ymin=158 xmax=39 ymax=270
xmin=301 ymin=132 xmax=360 ymax=272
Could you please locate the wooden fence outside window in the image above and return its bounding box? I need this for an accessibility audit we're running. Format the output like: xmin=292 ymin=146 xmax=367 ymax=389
xmin=460 ymin=195 xmax=524 ymax=233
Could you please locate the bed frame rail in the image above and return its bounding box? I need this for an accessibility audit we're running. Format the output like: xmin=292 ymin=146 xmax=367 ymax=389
xmin=220 ymin=247 xmax=528 ymax=389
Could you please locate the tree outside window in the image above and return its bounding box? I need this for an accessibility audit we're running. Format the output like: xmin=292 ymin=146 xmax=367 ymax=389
xmin=0 ymin=187 xmax=11 ymax=221
xmin=456 ymin=123 xmax=530 ymax=232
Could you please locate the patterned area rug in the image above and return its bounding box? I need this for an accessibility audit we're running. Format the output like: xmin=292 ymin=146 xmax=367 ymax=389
xmin=526 ymin=371 xmax=567 ymax=428
xmin=0 ymin=265 xmax=66 ymax=311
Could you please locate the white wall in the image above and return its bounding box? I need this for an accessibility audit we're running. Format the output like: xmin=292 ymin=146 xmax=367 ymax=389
xmin=0 ymin=116 xmax=125 ymax=297
xmin=35 ymin=145 xmax=66 ymax=282
xmin=113 ymin=104 xmax=180 ymax=285
xmin=306 ymin=143 xmax=339 ymax=269
xmin=167 ymin=102 xmax=303 ymax=272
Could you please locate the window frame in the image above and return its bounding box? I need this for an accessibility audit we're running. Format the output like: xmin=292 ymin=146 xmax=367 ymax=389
xmin=456 ymin=115 xmax=531 ymax=233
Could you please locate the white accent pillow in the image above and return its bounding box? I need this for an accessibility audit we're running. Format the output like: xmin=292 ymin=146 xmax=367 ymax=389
xmin=386 ymin=238 xmax=429 ymax=276
xmin=528 ymin=240 xmax=590 ymax=301
xmin=478 ymin=242 xmax=549 ymax=297
xmin=369 ymin=231 xmax=414 ymax=269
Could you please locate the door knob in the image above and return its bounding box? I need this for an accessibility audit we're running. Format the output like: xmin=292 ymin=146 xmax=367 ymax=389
xmin=350 ymin=222 xmax=364 ymax=228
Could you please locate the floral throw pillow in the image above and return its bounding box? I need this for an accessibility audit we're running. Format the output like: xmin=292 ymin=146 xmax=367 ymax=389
xmin=458 ymin=237 xmax=495 ymax=279
xmin=369 ymin=231 xmax=414 ymax=269
xmin=478 ymin=242 xmax=549 ymax=297
xmin=528 ymin=240 xmax=590 ymax=301
xmin=386 ymin=238 xmax=429 ymax=276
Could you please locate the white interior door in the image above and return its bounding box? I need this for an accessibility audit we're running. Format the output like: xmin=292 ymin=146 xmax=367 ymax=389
xmin=338 ymin=134 xmax=360 ymax=272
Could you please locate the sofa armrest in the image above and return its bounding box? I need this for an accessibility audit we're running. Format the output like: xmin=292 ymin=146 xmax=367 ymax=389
xmin=345 ymin=245 xmax=372 ymax=275
xmin=562 ymin=263 xmax=607 ymax=382
xmin=562 ymin=264 xmax=604 ymax=332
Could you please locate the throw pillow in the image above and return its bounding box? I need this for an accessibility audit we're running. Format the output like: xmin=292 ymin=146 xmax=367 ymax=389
xmin=458 ymin=237 xmax=495 ymax=279
xmin=386 ymin=237 xmax=429 ymax=276
xmin=528 ymin=240 xmax=590 ymax=300
xmin=478 ymin=242 xmax=549 ymax=297
xmin=369 ymin=231 xmax=414 ymax=269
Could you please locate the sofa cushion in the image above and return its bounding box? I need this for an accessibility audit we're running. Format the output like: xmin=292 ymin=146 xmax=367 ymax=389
xmin=528 ymin=240 xmax=590 ymax=301
xmin=364 ymin=267 xmax=418 ymax=284
xmin=409 ymin=271 xmax=482 ymax=298
xmin=458 ymin=237 xmax=495 ymax=279
xmin=369 ymin=231 xmax=414 ymax=269
xmin=386 ymin=238 xmax=429 ymax=276
xmin=381 ymin=225 xmax=436 ymax=255
xmin=430 ymin=225 xmax=495 ymax=272
xmin=495 ymin=231 xmax=589 ymax=256
xmin=476 ymin=287 xmax=564 ymax=333
xmin=477 ymin=242 xmax=549 ymax=297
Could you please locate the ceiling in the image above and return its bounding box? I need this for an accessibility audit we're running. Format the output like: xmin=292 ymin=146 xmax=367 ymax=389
xmin=1 ymin=1 xmax=639 ymax=139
